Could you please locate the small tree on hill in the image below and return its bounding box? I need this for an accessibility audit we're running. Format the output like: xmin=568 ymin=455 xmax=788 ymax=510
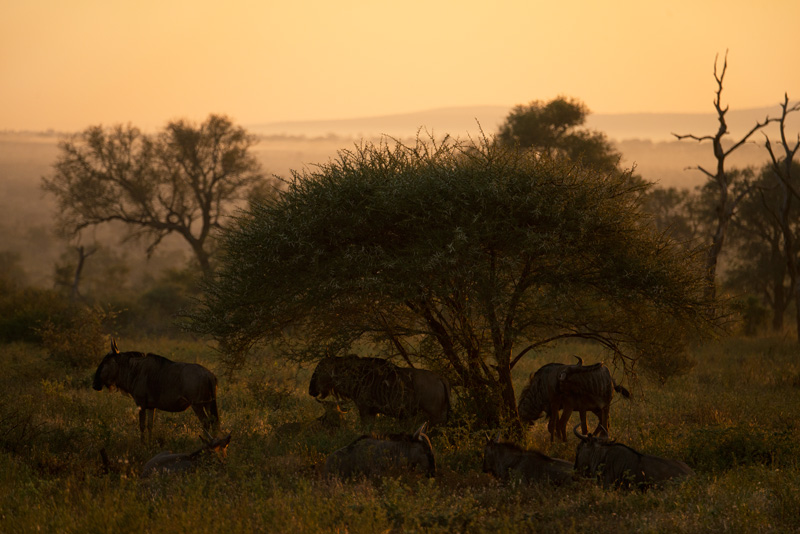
xmin=42 ymin=114 xmax=266 ymax=277
xmin=188 ymin=136 xmax=716 ymax=426
xmin=497 ymin=96 xmax=622 ymax=174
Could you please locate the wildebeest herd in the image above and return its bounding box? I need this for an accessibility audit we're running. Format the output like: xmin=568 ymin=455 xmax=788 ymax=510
xmin=92 ymin=340 xmax=694 ymax=489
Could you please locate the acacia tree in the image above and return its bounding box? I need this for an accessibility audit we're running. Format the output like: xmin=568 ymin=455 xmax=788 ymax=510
xmin=673 ymin=52 xmax=776 ymax=310
xmin=42 ymin=114 xmax=265 ymax=277
xmin=188 ymin=136 xmax=715 ymax=425
xmin=497 ymin=96 xmax=622 ymax=174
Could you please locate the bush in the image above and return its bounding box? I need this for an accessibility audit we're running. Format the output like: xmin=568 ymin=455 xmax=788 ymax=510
xmin=0 ymin=287 xmax=71 ymax=343
xmin=685 ymin=423 xmax=794 ymax=471
xmin=36 ymin=304 xmax=118 ymax=368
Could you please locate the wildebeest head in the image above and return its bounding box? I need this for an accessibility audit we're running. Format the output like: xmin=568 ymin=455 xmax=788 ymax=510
xmin=517 ymin=363 xmax=565 ymax=423
xmin=573 ymin=423 xmax=610 ymax=475
xmin=308 ymin=356 xmax=337 ymax=399
xmin=92 ymin=339 xmax=122 ymax=391
xmin=482 ymin=433 xmax=504 ymax=474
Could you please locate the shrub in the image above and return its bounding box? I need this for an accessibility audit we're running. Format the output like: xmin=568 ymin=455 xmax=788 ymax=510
xmin=36 ymin=304 xmax=118 ymax=368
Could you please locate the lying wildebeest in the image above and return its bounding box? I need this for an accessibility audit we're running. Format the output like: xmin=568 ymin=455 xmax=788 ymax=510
xmin=482 ymin=436 xmax=574 ymax=486
xmin=518 ymin=357 xmax=629 ymax=442
xmin=573 ymin=425 xmax=694 ymax=490
xmin=324 ymin=423 xmax=435 ymax=479
xmin=92 ymin=339 xmax=220 ymax=442
xmin=141 ymin=432 xmax=231 ymax=478
xmin=308 ymin=355 xmax=450 ymax=426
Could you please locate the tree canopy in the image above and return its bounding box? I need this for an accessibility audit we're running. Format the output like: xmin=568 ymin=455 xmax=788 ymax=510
xmin=497 ymin=96 xmax=621 ymax=173
xmin=42 ymin=114 xmax=266 ymax=277
xmin=188 ymin=136 xmax=716 ymax=424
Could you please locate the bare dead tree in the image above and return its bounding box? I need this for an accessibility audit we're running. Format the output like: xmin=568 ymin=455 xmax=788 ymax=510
xmin=763 ymin=94 xmax=800 ymax=341
xmin=673 ymin=51 xmax=777 ymax=314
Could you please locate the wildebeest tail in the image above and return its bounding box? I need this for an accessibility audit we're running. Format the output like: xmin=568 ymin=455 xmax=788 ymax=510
xmin=614 ymin=382 xmax=631 ymax=399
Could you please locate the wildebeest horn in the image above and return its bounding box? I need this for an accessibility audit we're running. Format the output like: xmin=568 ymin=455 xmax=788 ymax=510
xmin=573 ymin=355 xmax=583 ymax=366
xmin=111 ymin=338 xmax=119 ymax=354
xmin=573 ymin=423 xmax=589 ymax=442
xmin=494 ymin=432 xmax=501 ymax=443
xmin=413 ymin=422 xmax=428 ymax=439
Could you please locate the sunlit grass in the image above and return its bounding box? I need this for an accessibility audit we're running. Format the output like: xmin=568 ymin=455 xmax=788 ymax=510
xmin=1 ymin=335 xmax=799 ymax=532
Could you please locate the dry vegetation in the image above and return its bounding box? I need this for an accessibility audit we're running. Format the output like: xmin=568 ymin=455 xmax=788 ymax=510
xmin=1 ymin=130 xmax=796 ymax=532
xmin=1 ymin=336 xmax=798 ymax=533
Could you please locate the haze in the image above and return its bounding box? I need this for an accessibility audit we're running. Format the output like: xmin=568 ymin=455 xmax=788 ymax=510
xmin=2 ymin=1 xmax=799 ymax=133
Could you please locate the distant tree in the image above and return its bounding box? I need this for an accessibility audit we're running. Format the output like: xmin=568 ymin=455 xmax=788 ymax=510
xmin=42 ymin=114 xmax=266 ymax=277
xmin=497 ymin=96 xmax=622 ymax=173
xmin=725 ymin=164 xmax=790 ymax=331
xmin=187 ymin=136 xmax=716 ymax=426
xmin=643 ymin=186 xmax=703 ymax=244
xmin=673 ymin=52 xmax=777 ymax=312
xmin=762 ymin=95 xmax=800 ymax=340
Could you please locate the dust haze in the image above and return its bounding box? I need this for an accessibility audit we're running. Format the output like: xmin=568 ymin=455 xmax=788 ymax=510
xmin=0 ymin=106 xmax=793 ymax=288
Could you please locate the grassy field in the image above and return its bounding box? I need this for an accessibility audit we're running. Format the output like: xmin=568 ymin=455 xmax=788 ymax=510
xmin=1 ymin=336 xmax=798 ymax=533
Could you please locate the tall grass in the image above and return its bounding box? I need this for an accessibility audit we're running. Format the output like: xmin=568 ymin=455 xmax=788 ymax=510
xmin=1 ymin=336 xmax=798 ymax=533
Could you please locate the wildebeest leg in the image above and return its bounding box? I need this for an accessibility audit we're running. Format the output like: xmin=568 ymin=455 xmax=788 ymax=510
xmin=138 ymin=408 xmax=151 ymax=443
xmin=557 ymin=406 xmax=573 ymax=442
xmin=579 ymin=410 xmax=589 ymax=436
xmin=589 ymin=408 xmax=608 ymax=436
xmin=191 ymin=403 xmax=217 ymax=434
xmin=547 ymin=400 xmax=561 ymax=442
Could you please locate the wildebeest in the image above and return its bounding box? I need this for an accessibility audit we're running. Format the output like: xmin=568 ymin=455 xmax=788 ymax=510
xmin=141 ymin=432 xmax=232 ymax=478
xmin=92 ymin=339 xmax=220 ymax=442
xmin=324 ymin=423 xmax=436 ymax=479
xmin=518 ymin=357 xmax=629 ymax=442
xmin=308 ymin=355 xmax=450 ymax=426
xmin=482 ymin=436 xmax=574 ymax=486
xmin=556 ymin=359 xmax=630 ymax=438
xmin=573 ymin=425 xmax=694 ymax=490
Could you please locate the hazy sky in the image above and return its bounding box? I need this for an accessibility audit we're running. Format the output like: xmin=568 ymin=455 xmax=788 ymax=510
xmin=2 ymin=0 xmax=799 ymax=132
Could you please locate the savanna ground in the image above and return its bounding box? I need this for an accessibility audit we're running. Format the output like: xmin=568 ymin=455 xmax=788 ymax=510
xmin=1 ymin=335 xmax=799 ymax=533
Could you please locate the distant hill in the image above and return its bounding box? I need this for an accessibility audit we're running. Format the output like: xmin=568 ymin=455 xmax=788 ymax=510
xmin=250 ymin=105 xmax=792 ymax=142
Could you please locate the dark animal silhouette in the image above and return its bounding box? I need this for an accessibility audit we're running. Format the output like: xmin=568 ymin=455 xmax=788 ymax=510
xmin=308 ymin=355 xmax=450 ymax=426
xmin=482 ymin=436 xmax=574 ymax=486
xmin=573 ymin=425 xmax=694 ymax=489
xmin=141 ymin=432 xmax=231 ymax=478
xmin=324 ymin=423 xmax=435 ymax=479
xmin=518 ymin=357 xmax=629 ymax=442
xmin=92 ymin=339 xmax=220 ymax=442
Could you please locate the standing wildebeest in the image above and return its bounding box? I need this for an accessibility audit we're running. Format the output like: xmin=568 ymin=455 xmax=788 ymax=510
xmin=324 ymin=423 xmax=435 ymax=479
xmin=518 ymin=357 xmax=629 ymax=442
xmin=482 ymin=436 xmax=574 ymax=486
xmin=92 ymin=339 xmax=220 ymax=442
xmin=573 ymin=425 xmax=694 ymax=490
xmin=141 ymin=432 xmax=232 ymax=478
xmin=308 ymin=355 xmax=451 ymax=426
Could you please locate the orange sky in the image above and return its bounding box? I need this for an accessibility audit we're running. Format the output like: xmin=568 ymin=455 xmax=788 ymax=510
xmin=2 ymin=0 xmax=799 ymax=132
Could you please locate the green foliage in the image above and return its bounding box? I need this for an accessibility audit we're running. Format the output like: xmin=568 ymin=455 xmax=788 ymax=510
xmin=36 ymin=304 xmax=118 ymax=368
xmin=0 ymin=285 xmax=71 ymax=343
xmin=497 ymin=96 xmax=622 ymax=173
xmin=190 ymin=135 xmax=716 ymax=423
xmin=685 ymin=423 xmax=793 ymax=472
